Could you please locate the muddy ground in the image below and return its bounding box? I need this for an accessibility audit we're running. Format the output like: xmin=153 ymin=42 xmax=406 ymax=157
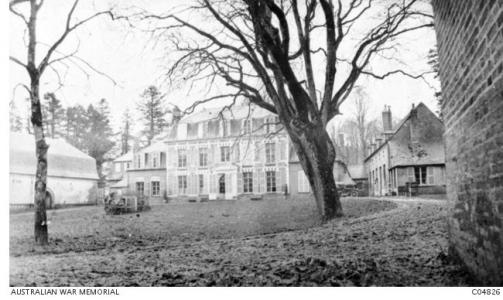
xmin=10 ymin=197 xmax=474 ymax=286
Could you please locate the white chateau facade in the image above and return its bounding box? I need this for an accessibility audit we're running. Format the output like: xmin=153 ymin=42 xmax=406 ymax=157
xmin=111 ymin=105 xmax=356 ymax=202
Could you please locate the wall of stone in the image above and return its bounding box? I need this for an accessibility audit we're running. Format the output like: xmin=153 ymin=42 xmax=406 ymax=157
xmin=432 ymin=0 xmax=503 ymax=285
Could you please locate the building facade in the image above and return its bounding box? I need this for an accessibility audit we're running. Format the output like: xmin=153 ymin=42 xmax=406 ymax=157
xmin=127 ymin=141 xmax=167 ymax=205
xmin=365 ymin=103 xmax=446 ymax=196
xmin=163 ymin=106 xmax=290 ymax=201
xmin=9 ymin=132 xmax=99 ymax=207
xmin=107 ymin=151 xmax=133 ymax=192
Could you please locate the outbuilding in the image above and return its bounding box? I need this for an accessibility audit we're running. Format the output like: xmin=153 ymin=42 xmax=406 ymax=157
xmin=9 ymin=132 xmax=99 ymax=208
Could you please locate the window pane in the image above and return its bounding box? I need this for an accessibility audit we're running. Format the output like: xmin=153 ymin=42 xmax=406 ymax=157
xmin=266 ymin=171 xmax=276 ymax=192
xmin=243 ymin=172 xmax=253 ymax=193
xmin=414 ymin=167 xmax=420 ymax=183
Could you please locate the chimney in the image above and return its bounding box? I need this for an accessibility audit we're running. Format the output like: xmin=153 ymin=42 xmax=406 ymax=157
xmin=382 ymin=105 xmax=393 ymax=133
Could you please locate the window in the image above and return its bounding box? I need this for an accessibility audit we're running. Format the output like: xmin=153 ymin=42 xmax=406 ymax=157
xmin=153 ymin=155 xmax=158 ymax=168
xmin=421 ymin=166 xmax=427 ymax=184
xmin=407 ymin=167 xmax=414 ymax=183
xmin=298 ymin=171 xmax=310 ymax=193
xmin=178 ymin=149 xmax=187 ymax=168
xmin=199 ymin=147 xmax=208 ymax=167
xmin=265 ymin=116 xmax=277 ymax=133
xmin=266 ymin=171 xmax=276 ymax=192
xmin=137 ymin=155 xmax=141 ymax=168
xmin=144 ymin=153 xmax=149 ymax=167
xmin=219 ymin=174 xmax=226 ymax=193
xmin=199 ymin=174 xmax=205 ymax=193
xmin=243 ymin=172 xmax=253 ymax=193
xmin=178 ymin=175 xmax=187 ymax=194
xmin=222 ymin=120 xmax=230 ymax=136
xmin=414 ymin=166 xmax=428 ymax=185
xmin=383 ymin=164 xmax=387 ymax=186
xmin=220 ymin=146 xmax=230 ymax=162
xmin=151 ymin=181 xmax=160 ymax=196
xmin=243 ymin=119 xmax=252 ymax=134
xmin=136 ymin=182 xmax=144 ymax=195
xmin=265 ymin=142 xmax=275 ymax=164
xmin=427 ymin=167 xmax=434 ymax=185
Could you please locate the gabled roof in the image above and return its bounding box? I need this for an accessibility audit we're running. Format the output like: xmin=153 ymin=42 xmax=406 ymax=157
xmin=10 ymin=132 xmax=99 ymax=180
xmin=364 ymin=102 xmax=442 ymax=162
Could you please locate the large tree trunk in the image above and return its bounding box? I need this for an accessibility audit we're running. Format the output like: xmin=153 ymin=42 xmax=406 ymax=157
xmin=31 ymin=78 xmax=49 ymax=245
xmin=287 ymin=120 xmax=343 ymax=221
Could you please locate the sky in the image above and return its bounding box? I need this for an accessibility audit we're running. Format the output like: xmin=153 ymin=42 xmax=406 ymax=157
xmin=8 ymin=0 xmax=440 ymax=134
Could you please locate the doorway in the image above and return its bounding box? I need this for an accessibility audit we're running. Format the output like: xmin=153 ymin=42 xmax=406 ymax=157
xmin=218 ymin=174 xmax=226 ymax=198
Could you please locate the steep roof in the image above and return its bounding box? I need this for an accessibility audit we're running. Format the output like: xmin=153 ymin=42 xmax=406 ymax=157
xmin=179 ymin=105 xmax=272 ymax=124
xmin=364 ymin=102 xmax=443 ymax=163
xmin=10 ymin=132 xmax=99 ymax=180
xmin=162 ymin=104 xmax=280 ymax=142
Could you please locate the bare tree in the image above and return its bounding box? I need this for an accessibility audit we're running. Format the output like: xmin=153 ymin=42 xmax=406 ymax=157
xmin=9 ymin=0 xmax=114 ymax=244
xmin=136 ymin=0 xmax=433 ymax=220
xmin=352 ymin=86 xmax=369 ymax=161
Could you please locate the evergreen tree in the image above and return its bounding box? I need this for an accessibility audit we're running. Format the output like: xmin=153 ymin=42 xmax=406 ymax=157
xmin=42 ymin=92 xmax=65 ymax=138
xmin=9 ymin=99 xmax=23 ymax=132
xmin=85 ymin=100 xmax=115 ymax=186
xmin=64 ymin=104 xmax=88 ymax=150
xmin=120 ymin=109 xmax=134 ymax=155
xmin=137 ymin=86 xmax=167 ymax=145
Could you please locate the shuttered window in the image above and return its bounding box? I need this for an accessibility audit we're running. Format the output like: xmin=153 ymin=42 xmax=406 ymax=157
xmin=199 ymin=147 xmax=208 ymax=167
xmin=265 ymin=143 xmax=275 ymax=164
xmin=178 ymin=176 xmax=187 ymax=194
xmin=151 ymin=181 xmax=160 ymax=196
xmin=220 ymin=146 xmax=230 ymax=162
xmin=266 ymin=171 xmax=276 ymax=192
xmin=136 ymin=182 xmax=144 ymax=195
xmin=243 ymin=172 xmax=253 ymax=193
xmin=178 ymin=149 xmax=187 ymax=168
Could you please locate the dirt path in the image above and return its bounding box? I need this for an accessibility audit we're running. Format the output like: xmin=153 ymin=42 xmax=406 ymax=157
xmin=10 ymin=198 xmax=473 ymax=286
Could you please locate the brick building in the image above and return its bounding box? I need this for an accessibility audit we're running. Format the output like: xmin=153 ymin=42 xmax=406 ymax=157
xmin=365 ymin=103 xmax=446 ymax=196
xmin=432 ymin=0 xmax=503 ymax=284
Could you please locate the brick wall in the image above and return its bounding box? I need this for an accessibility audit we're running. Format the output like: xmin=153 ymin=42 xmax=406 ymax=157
xmin=432 ymin=0 xmax=503 ymax=285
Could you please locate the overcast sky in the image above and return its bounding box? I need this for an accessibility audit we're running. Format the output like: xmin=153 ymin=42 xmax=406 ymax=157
xmin=9 ymin=0 xmax=440 ymax=134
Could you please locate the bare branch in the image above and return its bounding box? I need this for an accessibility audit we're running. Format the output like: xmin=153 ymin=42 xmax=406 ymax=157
xmin=10 ymin=56 xmax=28 ymax=69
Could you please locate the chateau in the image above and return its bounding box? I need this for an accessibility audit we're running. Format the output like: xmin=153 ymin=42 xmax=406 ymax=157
xmin=109 ymin=104 xmax=355 ymax=202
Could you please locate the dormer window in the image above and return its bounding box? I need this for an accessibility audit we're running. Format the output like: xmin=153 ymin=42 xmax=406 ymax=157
xmin=265 ymin=116 xmax=278 ymax=133
xmin=243 ymin=119 xmax=252 ymax=134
